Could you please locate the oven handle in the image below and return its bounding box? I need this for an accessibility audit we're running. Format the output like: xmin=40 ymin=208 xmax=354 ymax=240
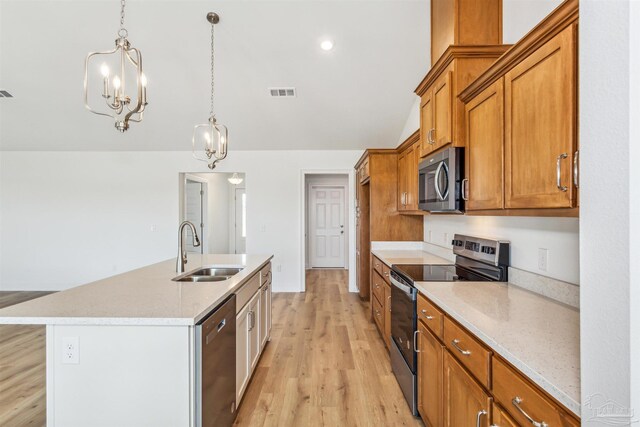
xmin=434 ymin=161 xmax=446 ymax=201
xmin=390 ymin=276 xmax=414 ymax=298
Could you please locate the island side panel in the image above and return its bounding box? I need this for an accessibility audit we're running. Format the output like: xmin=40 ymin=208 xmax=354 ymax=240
xmin=46 ymin=324 xmax=194 ymax=427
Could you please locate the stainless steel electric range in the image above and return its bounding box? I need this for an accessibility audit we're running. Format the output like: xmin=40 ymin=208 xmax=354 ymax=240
xmin=388 ymin=234 xmax=510 ymax=416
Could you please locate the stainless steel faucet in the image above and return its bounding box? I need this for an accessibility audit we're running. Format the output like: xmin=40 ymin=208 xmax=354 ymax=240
xmin=177 ymin=221 xmax=201 ymax=273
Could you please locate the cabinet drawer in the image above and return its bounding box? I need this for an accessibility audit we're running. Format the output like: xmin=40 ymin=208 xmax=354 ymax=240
xmin=443 ymin=317 xmax=491 ymax=388
xmin=418 ymin=293 xmax=444 ymax=340
xmin=260 ymin=262 xmax=272 ymax=286
xmin=372 ymin=294 xmax=384 ymax=334
xmin=492 ymin=358 xmax=579 ymax=427
xmin=372 ymin=256 xmax=384 ymax=276
xmin=381 ymin=264 xmax=391 ymax=284
xmin=372 ymin=270 xmax=385 ymax=303
xmin=235 ymin=273 xmax=261 ymax=314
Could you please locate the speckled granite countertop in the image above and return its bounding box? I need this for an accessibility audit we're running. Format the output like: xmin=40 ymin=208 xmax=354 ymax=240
xmin=0 ymin=254 xmax=273 ymax=326
xmin=373 ymin=250 xmax=580 ymax=417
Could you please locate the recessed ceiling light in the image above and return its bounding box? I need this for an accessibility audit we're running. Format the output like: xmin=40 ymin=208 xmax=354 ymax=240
xmin=320 ymin=40 xmax=334 ymax=51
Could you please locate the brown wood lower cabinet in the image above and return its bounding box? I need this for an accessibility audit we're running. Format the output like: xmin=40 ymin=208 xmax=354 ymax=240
xmin=417 ymin=321 xmax=444 ymax=427
xmin=383 ymin=281 xmax=391 ymax=348
xmin=415 ymin=293 xmax=581 ymax=427
xmin=492 ymin=402 xmax=518 ymax=427
xmin=443 ymin=352 xmax=492 ymax=427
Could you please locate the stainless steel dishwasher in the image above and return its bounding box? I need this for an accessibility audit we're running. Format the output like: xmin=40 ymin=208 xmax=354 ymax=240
xmin=196 ymin=294 xmax=236 ymax=427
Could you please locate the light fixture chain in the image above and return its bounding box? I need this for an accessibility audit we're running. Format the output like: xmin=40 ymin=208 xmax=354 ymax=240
xmin=210 ymin=22 xmax=215 ymax=118
xmin=118 ymin=0 xmax=128 ymax=38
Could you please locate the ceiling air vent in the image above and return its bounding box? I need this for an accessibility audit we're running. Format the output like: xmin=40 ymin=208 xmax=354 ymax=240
xmin=269 ymin=87 xmax=296 ymax=98
xmin=0 ymin=90 xmax=14 ymax=98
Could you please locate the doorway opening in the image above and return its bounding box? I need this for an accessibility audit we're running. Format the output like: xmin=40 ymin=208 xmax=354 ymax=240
xmin=302 ymin=172 xmax=356 ymax=293
xmin=179 ymin=172 xmax=247 ymax=254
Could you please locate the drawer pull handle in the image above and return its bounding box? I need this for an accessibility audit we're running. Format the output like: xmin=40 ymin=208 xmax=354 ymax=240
xmin=476 ymin=410 xmax=487 ymax=427
xmin=451 ymin=339 xmax=471 ymax=356
xmin=421 ymin=309 xmax=434 ymax=320
xmin=413 ymin=330 xmax=421 ymax=353
xmin=512 ymin=397 xmax=548 ymax=427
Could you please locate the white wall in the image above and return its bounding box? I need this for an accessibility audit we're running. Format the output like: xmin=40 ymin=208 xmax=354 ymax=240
xmin=0 ymin=150 xmax=361 ymax=293
xmin=581 ymin=0 xmax=634 ymax=419
xmin=631 ymin=0 xmax=640 ymax=417
xmin=424 ymin=216 xmax=579 ymax=284
xmin=502 ymin=0 xmax=564 ymax=43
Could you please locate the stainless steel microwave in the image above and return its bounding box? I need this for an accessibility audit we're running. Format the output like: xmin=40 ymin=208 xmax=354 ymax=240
xmin=418 ymin=147 xmax=464 ymax=213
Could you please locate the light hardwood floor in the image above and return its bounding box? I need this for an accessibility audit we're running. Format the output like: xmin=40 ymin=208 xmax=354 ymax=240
xmin=0 ymin=271 xmax=421 ymax=426
xmin=0 ymin=292 xmax=51 ymax=427
xmin=233 ymin=269 xmax=423 ymax=426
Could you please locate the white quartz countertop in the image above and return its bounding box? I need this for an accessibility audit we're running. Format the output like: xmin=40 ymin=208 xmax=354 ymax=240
xmin=0 ymin=254 xmax=273 ymax=326
xmin=371 ymin=249 xmax=452 ymax=266
xmin=373 ymin=250 xmax=580 ymax=417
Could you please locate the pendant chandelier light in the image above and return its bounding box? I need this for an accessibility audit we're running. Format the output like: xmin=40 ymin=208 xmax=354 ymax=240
xmin=192 ymin=12 xmax=228 ymax=170
xmin=228 ymin=173 xmax=243 ymax=185
xmin=83 ymin=0 xmax=147 ymax=132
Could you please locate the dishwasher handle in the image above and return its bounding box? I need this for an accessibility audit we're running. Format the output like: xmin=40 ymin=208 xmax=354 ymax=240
xmin=202 ymin=295 xmax=236 ymax=346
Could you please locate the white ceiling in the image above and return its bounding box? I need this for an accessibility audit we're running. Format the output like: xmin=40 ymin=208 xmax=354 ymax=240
xmin=0 ymin=0 xmax=429 ymax=151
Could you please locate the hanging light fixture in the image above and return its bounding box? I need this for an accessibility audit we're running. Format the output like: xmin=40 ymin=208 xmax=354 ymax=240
xmin=84 ymin=0 xmax=147 ymax=132
xmin=192 ymin=12 xmax=228 ymax=169
xmin=228 ymin=173 xmax=243 ymax=185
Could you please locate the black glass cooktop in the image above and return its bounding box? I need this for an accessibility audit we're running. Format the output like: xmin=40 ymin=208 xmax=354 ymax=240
xmin=392 ymin=264 xmax=494 ymax=283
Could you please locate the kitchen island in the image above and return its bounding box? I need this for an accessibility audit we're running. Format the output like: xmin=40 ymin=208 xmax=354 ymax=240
xmin=0 ymin=253 xmax=273 ymax=427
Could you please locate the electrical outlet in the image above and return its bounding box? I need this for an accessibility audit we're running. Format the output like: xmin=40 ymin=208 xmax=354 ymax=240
xmin=150 ymin=224 xmax=157 ymax=232
xmin=538 ymin=248 xmax=548 ymax=272
xmin=62 ymin=337 xmax=79 ymax=364
xmin=428 ymin=230 xmax=432 ymax=242
xmin=260 ymin=225 xmax=266 ymax=232
xmin=277 ymin=265 xmax=282 ymax=272
xmin=443 ymin=232 xmax=449 ymax=245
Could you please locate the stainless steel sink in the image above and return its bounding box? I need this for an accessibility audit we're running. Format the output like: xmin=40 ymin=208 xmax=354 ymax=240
xmin=172 ymin=267 xmax=244 ymax=283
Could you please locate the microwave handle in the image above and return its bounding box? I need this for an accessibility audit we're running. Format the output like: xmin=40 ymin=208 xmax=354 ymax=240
xmin=434 ymin=161 xmax=445 ymax=201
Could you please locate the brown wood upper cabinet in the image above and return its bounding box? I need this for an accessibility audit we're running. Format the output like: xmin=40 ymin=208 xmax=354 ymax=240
xmin=460 ymin=0 xmax=579 ymax=214
xmin=464 ymin=78 xmax=505 ymax=210
xmin=416 ymin=47 xmax=510 ymax=159
xmin=430 ymin=0 xmax=502 ymax=64
xmin=504 ymin=25 xmax=577 ymax=209
xmin=398 ymin=134 xmax=420 ymax=212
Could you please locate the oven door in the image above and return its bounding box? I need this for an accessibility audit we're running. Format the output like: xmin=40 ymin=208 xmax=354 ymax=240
xmin=390 ymin=276 xmax=417 ymax=372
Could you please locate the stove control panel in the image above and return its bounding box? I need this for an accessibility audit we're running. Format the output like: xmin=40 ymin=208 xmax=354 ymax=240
xmin=452 ymin=234 xmax=510 ymax=267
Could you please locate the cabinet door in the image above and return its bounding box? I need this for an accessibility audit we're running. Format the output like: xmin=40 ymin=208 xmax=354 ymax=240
xmin=408 ymin=143 xmax=420 ymax=210
xmin=443 ymin=352 xmax=491 ymax=427
xmin=465 ymin=78 xmax=505 ymax=210
xmin=398 ymin=150 xmax=408 ymax=211
xmin=433 ymin=71 xmax=453 ymax=150
xmin=418 ymin=322 xmax=444 ymax=427
xmin=383 ymin=282 xmax=391 ymax=348
xmin=236 ymin=303 xmax=251 ymax=403
xmin=249 ymin=293 xmax=261 ymax=371
xmin=505 ymin=25 xmax=577 ymax=209
xmin=260 ymin=282 xmax=272 ymax=349
xmin=491 ymin=403 xmax=518 ymax=427
xmin=420 ymin=91 xmax=435 ymax=157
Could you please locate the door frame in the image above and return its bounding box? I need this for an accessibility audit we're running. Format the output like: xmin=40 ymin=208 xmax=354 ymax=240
xmin=300 ymin=170 xmax=357 ymax=293
xmin=308 ymin=184 xmax=348 ymax=269
xmin=179 ymin=173 xmax=209 ymax=254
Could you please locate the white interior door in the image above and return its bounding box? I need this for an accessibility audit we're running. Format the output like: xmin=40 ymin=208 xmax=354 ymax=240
xmin=234 ymin=188 xmax=247 ymax=254
xmin=310 ymin=186 xmax=346 ymax=268
xmin=185 ymin=180 xmax=204 ymax=253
